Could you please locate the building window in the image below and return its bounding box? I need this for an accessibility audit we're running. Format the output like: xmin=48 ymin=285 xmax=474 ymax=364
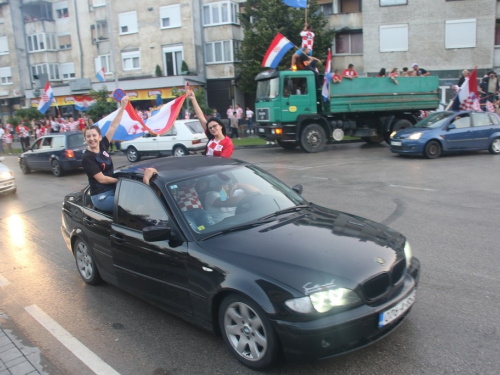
xmin=160 ymin=5 xmax=181 ymax=29
xmin=119 ymin=11 xmax=138 ymax=35
xmin=49 ymin=64 xmax=60 ymax=80
xmin=380 ymin=0 xmax=407 ymax=6
xmin=60 ymin=62 xmax=75 ymax=80
xmin=54 ymin=1 xmax=69 ymax=19
xmin=91 ymin=21 xmax=109 ymax=43
xmin=121 ymin=51 xmax=141 ymax=71
xmin=445 ymin=19 xmax=476 ymax=49
xmin=94 ymin=55 xmax=112 ymax=74
xmin=203 ymin=2 xmax=239 ymax=26
xmin=205 ymin=41 xmax=237 ymax=63
xmin=163 ymin=47 xmax=183 ymax=76
xmin=27 ymin=33 xmax=57 ymax=52
xmin=380 ymin=24 xmax=408 ymax=52
xmin=340 ymin=0 xmax=361 ymax=13
xmin=0 ymin=36 xmax=8 ymax=55
xmin=319 ymin=3 xmax=333 ymax=16
xmin=58 ymin=34 xmax=71 ymax=50
xmin=496 ymin=21 xmax=500 ymax=46
xmin=334 ymin=32 xmax=363 ymax=55
xmin=92 ymin=0 xmax=106 ymax=7
xmin=31 ymin=64 xmax=47 ymax=80
xmin=0 ymin=67 xmax=12 ymax=85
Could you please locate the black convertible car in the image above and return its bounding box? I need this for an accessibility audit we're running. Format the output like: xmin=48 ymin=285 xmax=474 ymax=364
xmin=61 ymin=156 xmax=420 ymax=370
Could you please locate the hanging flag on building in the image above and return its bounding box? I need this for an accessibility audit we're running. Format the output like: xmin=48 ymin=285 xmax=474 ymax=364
xmin=95 ymin=67 xmax=105 ymax=83
xmin=451 ymin=67 xmax=479 ymax=111
xmin=322 ymin=48 xmax=332 ymax=102
xmin=282 ymin=0 xmax=307 ymax=8
xmin=37 ymin=82 xmax=54 ymax=114
xmin=262 ymin=33 xmax=295 ymax=69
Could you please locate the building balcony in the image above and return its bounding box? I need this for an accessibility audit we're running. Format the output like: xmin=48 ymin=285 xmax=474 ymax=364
xmin=21 ymin=1 xmax=54 ymax=23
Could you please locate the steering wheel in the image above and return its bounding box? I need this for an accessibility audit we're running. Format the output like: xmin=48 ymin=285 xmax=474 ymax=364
xmin=235 ymin=192 xmax=261 ymax=215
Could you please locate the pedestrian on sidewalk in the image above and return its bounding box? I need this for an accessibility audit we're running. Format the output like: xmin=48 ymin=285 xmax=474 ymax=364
xmin=230 ymin=111 xmax=241 ymax=140
xmin=0 ymin=124 xmax=5 ymax=154
xmin=2 ymin=128 xmax=13 ymax=154
xmin=16 ymin=122 xmax=30 ymax=152
xmin=245 ymin=107 xmax=254 ymax=134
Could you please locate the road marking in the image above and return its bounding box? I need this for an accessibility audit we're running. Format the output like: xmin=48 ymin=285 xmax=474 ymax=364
xmin=25 ymin=305 xmax=120 ymax=375
xmin=389 ymin=185 xmax=437 ymax=192
xmin=300 ymin=175 xmax=337 ymax=180
xmin=0 ymin=274 xmax=10 ymax=286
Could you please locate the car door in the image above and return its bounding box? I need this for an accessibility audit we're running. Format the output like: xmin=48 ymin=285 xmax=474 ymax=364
xmin=37 ymin=136 xmax=54 ymax=170
xmin=137 ymin=133 xmax=159 ymax=152
xmin=111 ymin=180 xmax=191 ymax=313
xmin=25 ymin=138 xmax=43 ymax=169
xmin=155 ymin=125 xmax=177 ymax=155
xmin=280 ymin=76 xmax=316 ymax=123
xmin=471 ymin=112 xmax=496 ymax=149
xmin=443 ymin=115 xmax=474 ymax=150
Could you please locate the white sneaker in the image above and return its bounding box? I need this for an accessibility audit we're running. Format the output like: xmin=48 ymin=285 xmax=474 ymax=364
xmin=266 ymin=141 xmax=270 ymax=145
xmin=246 ymin=130 xmax=250 ymax=134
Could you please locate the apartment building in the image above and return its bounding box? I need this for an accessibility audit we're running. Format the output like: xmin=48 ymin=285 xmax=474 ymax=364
xmin=0 ymin=0 xmax=244 ymax=122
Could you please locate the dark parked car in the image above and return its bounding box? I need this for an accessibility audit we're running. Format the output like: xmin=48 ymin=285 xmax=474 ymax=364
xmin=61 ymin=156 xmax=420 ymax=370
xmin=390 ymin=111 xmax=500 ymax=158
xmin=19 ymin=131 xmax=87 ymax=176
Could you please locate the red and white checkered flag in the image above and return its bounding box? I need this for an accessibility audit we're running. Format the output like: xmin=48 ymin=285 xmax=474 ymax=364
xmin=486 ymin=101 xmax=496 ymax=113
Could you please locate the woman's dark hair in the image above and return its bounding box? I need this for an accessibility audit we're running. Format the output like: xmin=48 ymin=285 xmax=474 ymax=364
xmin=378 ymin=68 xmax=386 ymax=77
xmin=205 ymin=117 xmax=226 ymax=140
xmin=83 ymin=125 xmax=102 ymax=138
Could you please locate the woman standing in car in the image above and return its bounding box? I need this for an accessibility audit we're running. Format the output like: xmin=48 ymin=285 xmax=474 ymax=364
xmin=187 ymin=89 xmax=233 ymax=158
xmin=81 ymin=96 xmax=128 ymax=212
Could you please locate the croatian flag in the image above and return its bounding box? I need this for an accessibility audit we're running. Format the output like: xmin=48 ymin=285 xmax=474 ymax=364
xmin=37 ymin=82 xmax=54 ymax=114
xmin=452 ymin=67 xmax=479 ymax=111
xmin=282 ymin=0 xmax=307 ymax=8
xmin=322 ymin=48 xmax=332 ymax=102
xmin=145 ymin=95 xmax=187 ymax=133
xmin=74 ymin=96 xmax=96 ymax=111
xmin=262 ymin=33 xmax=295 ymax=69
xmin=96 ymin=104 xmax=146 ymax=141
xmin=95 ymin=67 xmax=105 ymax=83
xmin=486 ymin=100 xmax=496 ymax=113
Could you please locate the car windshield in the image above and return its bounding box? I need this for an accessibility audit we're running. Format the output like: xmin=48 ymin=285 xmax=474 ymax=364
xmin=67 ymin=133 xmax=85 ymax=148
xmin=184 ymin=121 xmax=205 ymax=134
xmin=414 ymin=112 xmax=454 ymax=129
xmin=256 ymin=78 xmax=280 ymax=102
xmin=166 ymin=165 xmax=307 ymax=238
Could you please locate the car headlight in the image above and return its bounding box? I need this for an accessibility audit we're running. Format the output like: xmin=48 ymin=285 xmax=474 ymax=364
xmin=390 ymin=131 xmax=397 ymax=138
xmin=0 ymin=171 xmax=13 ymax=180
xmin=404 ymin=241 xmax=412 ymax=268
xmin=285 ymin=288 xmax=361 ymax=314
xmin=408 ymin=132 xmax=422 ymax=140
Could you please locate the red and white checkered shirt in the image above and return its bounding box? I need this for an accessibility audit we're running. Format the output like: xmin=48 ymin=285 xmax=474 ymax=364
xmin=300 ymin=30 xmax=315 ymax=50
xmin=205 ymin=136 xmax=234 ymax=158
xmin=176 ymin=186 xmax=203 ymax=211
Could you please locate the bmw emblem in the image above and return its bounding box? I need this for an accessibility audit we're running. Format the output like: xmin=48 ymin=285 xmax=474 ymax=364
xmin=375 ymin=257 xmax=385 ymax=265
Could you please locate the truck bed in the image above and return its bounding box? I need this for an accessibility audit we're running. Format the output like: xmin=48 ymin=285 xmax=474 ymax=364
xmin=329 ymin=76 xmax=440 ymax=113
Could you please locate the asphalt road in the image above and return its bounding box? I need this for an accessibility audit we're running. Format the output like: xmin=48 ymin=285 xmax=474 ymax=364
xmin=0 ymin=143 xmax=499 ymax=375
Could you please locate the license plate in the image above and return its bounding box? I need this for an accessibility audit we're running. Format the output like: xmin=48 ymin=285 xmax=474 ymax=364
xmin=258 ymin=128 xmax=265 ymax=133
xmin=391 ymin=141 xmax=402 ymax=146
xmin=379 ymin=289 xmax=416 ymax=328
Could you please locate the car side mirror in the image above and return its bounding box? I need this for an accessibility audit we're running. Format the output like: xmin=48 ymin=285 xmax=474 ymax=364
xmin=143 ymin=225 xmax=171 ymax=242
xmin=447 ymin=124 xmax=456 ymax=131
xmin=292 ymin=184 xmax=303 ymax=195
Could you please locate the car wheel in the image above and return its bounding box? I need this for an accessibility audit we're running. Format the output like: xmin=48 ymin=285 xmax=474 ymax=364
xmin=277 ymin=140 xmax=298 ymax=150
xmin=362 ymin=135 xmax=385 ymax=144
xmin=51 ymin=160 xmax=64 ymax=177
xmin=489 ymin=137 xmax=500 ymax=154
xmin=219 ymin=294 xmax=278 ymax=370
xmin=424 ymin=140 xmax=441 ymax=159
xmin=126 ymin=147 xmax=141 ymax=162
xmin=299 ymin=124 xmax=326 ymax=153
xmin=19 ymin=159 xmax=31 ymax=174
xmin=173 ymin=145 xmax=188 ymax=157
xmin=386 ymin=119 xmax=413 ymax=144
xmin=74 ymin=238 xmax=102 ymax=285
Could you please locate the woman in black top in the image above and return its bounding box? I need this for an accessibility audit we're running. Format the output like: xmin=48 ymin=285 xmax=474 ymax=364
xmin=81 ymin=96 xmax=128 ymax=212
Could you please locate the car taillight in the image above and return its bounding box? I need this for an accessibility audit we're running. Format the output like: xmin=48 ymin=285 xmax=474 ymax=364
xmin=192 ymin=139 xmax=201 ymax=145
xmin=65 ymin=149 xmax=75 ymax=158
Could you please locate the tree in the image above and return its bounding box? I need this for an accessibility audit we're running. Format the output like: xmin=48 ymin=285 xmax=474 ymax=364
xmin=13 ymin=108 xmax=43 ymax=122
xmin=86 ymin=86 xmax=117 ymax=122
xmin=155 ymin=64 xmax=162 ymax=77
xmin=236 ymin=0 xmax=335 ymax=95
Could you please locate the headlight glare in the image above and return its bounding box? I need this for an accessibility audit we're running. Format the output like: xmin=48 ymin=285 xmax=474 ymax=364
xmin=408 ymin=132 xmax=422 ymax=140
xmin=390 ymin=131 xmax=397 ymax=138
xmin=309 ymin=288 xmax=361 ymax=313
xmin=285 ymin=296 xmax=314 ymax=314
xmin=404 ymin=241 xmax=412 ymax=268
xmin=0 ymin=171 xmax=13 ymax=179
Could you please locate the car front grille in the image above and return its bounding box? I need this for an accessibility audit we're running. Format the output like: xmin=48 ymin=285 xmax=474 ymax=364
xmin=362 ymin=260 xmax=407 ymax=300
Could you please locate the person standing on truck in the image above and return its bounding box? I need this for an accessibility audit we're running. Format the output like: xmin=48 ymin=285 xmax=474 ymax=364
xmin=411 ymin=63 xmax=430 ymax=77
xmin=300 ymin=23 xmax=315 ymax=55
xmin=390 ymin=68 xmax=399 ymax=84
xmin=291 ymin=47 xmax=321 ymax=86
xmin=332 ymin=69 xmax=342 ymax=83
xmin=342 ymin=64 xmax=358 ymax=80
xmin=458 ymin=69 xmax=470 ymax=87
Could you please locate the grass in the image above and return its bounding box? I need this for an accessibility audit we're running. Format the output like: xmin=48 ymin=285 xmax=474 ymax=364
xmin=231 ymin=135 xmax=361 ymax=147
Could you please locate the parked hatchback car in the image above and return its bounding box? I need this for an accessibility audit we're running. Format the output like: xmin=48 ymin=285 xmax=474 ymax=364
xmin=19 ymin=131 xmax=87 ymax=177
xmin=390 ymin=111 xmax=500 ymax=158
xmin=61 ymin=156 xmax=420 ymax=370
xmin=120 ymin=120 xmax=208 ymax=162
xmin=0 ymin=157 xmax=16 ymax=194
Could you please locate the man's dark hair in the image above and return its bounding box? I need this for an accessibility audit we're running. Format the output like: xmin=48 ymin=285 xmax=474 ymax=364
xmin=348 ymin=64 xmax=354 ymax=68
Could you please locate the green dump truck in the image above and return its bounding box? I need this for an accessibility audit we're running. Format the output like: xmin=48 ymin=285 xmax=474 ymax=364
xmin=254 ymin=69 xmax=440 ymax=152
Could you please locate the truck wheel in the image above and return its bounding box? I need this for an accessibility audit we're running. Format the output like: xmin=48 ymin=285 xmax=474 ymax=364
xmin=362 ymin=135 xmax=384 ymax=144
xmin=277 ymin=140 xmax=298 ymax=150
xmin=386 ymin=119 xmax=413 ymax=144
xmin=299 ymin=124 xmax=326 ymax=153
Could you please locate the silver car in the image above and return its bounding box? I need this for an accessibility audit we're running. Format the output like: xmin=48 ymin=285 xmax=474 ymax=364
xmin=0 ymin=157 xmax=16 ymax=194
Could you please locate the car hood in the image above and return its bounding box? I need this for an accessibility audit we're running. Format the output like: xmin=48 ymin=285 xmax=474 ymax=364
xmin=200 ymin=205 xmax=406 ymax=294
xmin=395 ymin=127 xmax=435 ymax=137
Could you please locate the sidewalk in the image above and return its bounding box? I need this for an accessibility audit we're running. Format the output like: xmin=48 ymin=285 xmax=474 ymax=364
xmin=0 ymin=312 xmax=43 ymax=375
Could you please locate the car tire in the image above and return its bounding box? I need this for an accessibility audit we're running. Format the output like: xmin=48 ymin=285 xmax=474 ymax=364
xmin=19 ymin=159 xmax=31 ymax=174
xmin=424 ymin=140 xmax=441 ymax=159
xmin=362 ymin=135 xmax=385 ymax=144
xmin=299 ymin=124 xmax=326 ymax=153
xmin=219 ymin=294 xmax=278 ymax=370
xmin=488 ymin=137 xmax=500 ymax=154
xmin=277 ymin=140 xmax=298 ymax=150
xmin=386 ymin=119 xmax=413 ymax=144
xmin=126 ymin=147 xmax=141 ymax=162
xmin=51 ymin=160 xmax=64 ymax=177
xmin=73 ymin=238 xmax=102 ymax=285
xmin=173 ymin=145 xmax=188 ymax=157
